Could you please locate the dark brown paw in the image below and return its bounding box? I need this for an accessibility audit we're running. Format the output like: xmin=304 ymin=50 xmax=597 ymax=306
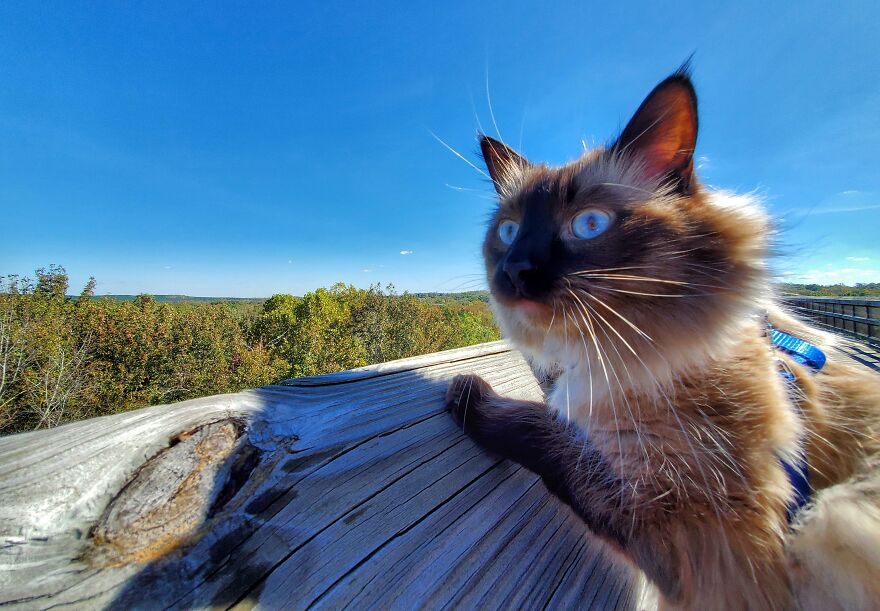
xmin=446 ymin=374 xmax=495 ymax=431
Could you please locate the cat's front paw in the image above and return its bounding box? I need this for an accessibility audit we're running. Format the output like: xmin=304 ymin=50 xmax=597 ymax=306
xmin=446 ymin=374 xmax=495 ymax=431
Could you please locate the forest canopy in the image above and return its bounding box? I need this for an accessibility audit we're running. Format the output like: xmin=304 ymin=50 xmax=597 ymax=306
xmin=0 ymin=266 xmax=498 ymax=434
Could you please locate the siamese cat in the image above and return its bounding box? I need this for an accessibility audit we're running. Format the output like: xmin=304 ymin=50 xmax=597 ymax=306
xmin=446 ymin=67 xmax=880 ymax=610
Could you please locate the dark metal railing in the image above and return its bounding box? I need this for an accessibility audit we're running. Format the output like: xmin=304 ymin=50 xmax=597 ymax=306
xmin=783 ymin=296 xmax=880 ymax=348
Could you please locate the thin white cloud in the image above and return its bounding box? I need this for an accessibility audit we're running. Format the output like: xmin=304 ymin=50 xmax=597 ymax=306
xmin=163 ymin=265 xmax=173 ymax=270
xmin=792 ymin=267 xmax=880 ymax=283
xmin=287 ymin=260 xmax=293 ymax=264
xmin=362 ymin=268 xmax=373 ymax=273
xmin=846 ymin=256 xmax=870 ymax=262
xmin=802 ymin=190 xmax=880 ymax=215
xmin=802 ymin=203 xmax=880 ymax=215
xmin=400 ymin=250 xmax=414 ymax=255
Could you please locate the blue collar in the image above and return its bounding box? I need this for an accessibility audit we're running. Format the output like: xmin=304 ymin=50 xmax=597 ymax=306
xmin=768 ymin=326 xmax=825 ymax=523
xmin=769 ymin=327 xmax=827 ymax=378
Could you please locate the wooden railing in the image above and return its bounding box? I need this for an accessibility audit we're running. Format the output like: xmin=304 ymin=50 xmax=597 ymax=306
xmin=0 ymin=341 xmax=646 ymax=610
xmin=783 ymin=296 xmax=880 ymax=348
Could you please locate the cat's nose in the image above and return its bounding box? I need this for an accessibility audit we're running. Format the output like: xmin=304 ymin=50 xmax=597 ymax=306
xmin=503 ymin=259 xmax=537 ymax=294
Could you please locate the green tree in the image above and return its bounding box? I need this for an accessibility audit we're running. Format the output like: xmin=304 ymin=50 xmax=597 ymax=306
xmin=1 ymin=266 xmax=501 ymax=434
xmin=252 ymin=293 xmax=300 ymax=363
xmin=287 ymin=284 xmax=367 ymax=376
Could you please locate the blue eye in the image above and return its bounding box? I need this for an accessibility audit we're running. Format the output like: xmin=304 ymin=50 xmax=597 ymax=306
xmin=571 ymin=209 xmax=612 ymax=240
xmin=498 ymin=220 xmax=519 ymax=245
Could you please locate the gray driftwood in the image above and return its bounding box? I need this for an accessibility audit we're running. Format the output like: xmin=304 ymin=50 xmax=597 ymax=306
xmin=0 ymin=341 xmax=646 ymax=610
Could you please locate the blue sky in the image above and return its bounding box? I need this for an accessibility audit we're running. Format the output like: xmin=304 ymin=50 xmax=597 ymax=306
xmin=2 ymin=1 xmax=878 ymax=297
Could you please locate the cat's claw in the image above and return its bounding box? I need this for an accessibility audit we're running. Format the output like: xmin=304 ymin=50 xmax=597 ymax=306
xmin=445 ymin=374 xmax=494 ymax=430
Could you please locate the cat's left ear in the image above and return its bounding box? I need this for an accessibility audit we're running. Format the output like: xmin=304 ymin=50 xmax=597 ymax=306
xmin=611 ymin=69 xmax=698 ymax=193
xmin=480 ymin=135 xmax=530 ymax=198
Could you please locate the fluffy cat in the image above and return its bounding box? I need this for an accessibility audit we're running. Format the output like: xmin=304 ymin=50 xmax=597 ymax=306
xmin=446 ymin=67 xmax=880 ymax=610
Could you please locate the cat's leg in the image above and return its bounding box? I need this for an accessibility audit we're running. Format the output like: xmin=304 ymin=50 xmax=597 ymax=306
xmin=446 ymin=374 xmax=793 ymax=609
xmin=445 ymin=373 xmax=696 ymax=601
xmin=445 ymin=374 xmax=659 ymax=575
xmin=445 ymin=373 xmax=584 ymax=510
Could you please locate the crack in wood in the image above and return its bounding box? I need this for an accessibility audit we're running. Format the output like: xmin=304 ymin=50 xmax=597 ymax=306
xmin=164 ymin=416 xmax=458 ymax=609
xmin=85 ymin=420 xmax=256 ymax=568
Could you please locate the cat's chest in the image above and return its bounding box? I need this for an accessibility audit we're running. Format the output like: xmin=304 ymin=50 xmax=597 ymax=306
xmin=545 ymin=365 xmax=667 ymax=426
xmin=545 ymin=359 xmax=801 ymax=487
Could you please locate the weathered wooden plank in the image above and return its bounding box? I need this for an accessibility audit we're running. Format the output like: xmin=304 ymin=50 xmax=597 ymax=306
xmin=0 ymin=341 xmax=638 ymax=610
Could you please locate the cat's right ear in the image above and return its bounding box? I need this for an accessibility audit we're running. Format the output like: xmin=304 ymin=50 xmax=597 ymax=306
xmin=480 ymin=135 xmax=530 ymax=198
xmin=610 ymin=68 xmax=698 ymax=193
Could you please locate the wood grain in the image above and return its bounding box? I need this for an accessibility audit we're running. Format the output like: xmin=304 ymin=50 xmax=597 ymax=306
xmin=0 ymin=341 xmax=642 ymax=610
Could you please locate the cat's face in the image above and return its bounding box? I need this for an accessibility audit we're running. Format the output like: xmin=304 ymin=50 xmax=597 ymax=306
xmin=481 ymin=70 xmax=768 ymax=368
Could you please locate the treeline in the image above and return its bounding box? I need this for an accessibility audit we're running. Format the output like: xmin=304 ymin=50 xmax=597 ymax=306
xmin=0 ymin=266 xmax=498 ymax=434
xmin=97 ymin=294 xmax=266 ymax=304
xmin=779 ymin=283 xmax=880 ymax=297
xmin=414 ymin=291 xmax=490 ymax=305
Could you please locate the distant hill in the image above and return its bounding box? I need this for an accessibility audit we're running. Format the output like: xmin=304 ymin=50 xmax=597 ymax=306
xmin=87 ymin=291 xmax=494 ymax=305
xmin=778 ymin=283 xmax=880 ymax=297
xmin=414 ymin=291 xmax=490 ymax=305
xmin=83 ymin=285 xmax=880 ymax=302
xmin=92 ymin=294 xmax=267 ymax=304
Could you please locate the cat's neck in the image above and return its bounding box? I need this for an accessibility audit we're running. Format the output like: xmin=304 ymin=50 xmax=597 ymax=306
xmin=531 ymin=309 xmax=763 ymax=424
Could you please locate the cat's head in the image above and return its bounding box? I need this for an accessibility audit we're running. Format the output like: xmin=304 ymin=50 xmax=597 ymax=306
xmin=480 ymin=68 xmax=769 ymax=373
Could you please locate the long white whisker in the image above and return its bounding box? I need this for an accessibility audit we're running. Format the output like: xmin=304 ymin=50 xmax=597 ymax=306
xmin=573 ymin=295 xmax=652 ymax=469
xmin=564 ymin=289 xmax=626 ymax=510
xmin=574 ymin=273 xmax=725 ymax=290
xmin=591 ymin=286 xmax=707 ymax=298
xmin=429 ymin=130 xmax=490 ymax=179
xmin=563 ymin=304 xmax=570 ymax=422
xmin=598 ymin=182 xmax=656 ymax=196
xmin=582 ymin=292 xmax=654 ymax=343
xmin=617 ymin=109 xmax=672 ymax=155
xmin=485 ymin=59 xmax=504 ymax=144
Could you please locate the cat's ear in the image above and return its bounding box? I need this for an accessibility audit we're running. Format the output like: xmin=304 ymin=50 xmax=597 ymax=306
xmin=611 ymin=69 xmax=698 ymax=193
xmin=480 ymin=135 xmax=530 ymax=197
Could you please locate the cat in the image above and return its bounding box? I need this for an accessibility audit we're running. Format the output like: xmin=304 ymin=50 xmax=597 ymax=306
xmin=446 ymin=66 xmax=880 ymax=610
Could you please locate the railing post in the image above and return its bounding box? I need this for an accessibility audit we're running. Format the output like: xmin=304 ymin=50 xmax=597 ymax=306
xmin=782 ymin=296 xmax=880 ymax=349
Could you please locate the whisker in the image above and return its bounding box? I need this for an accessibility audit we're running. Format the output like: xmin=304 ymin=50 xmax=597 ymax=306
xmin=583 ymin=292 xmax=654 ymax=343
xmin=574 ymin=273 xmax=726 ymax=290
xmin=485 ymin=59 xmax=504 ymax=144
xmin=616 ymin=108 xmax=672 ymax=155
xmin=429 ymin=130 xmax=490 ymax=179
xmin=563 ymin=303 xmax=571 ymax=422
xmin=444 ymin=184 xmax=497 ymax=200
xmin=590 ymin=286 xmax=711 ymax=298
xmin=598 ymin=182 xmax=656 ymax=196
xmin=570 ymin=265 xmax=660 ymax=274
xmin=563 ymin=285 xmax=628 ymax=510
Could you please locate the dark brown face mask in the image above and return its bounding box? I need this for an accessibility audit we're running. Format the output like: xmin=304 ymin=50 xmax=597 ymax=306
xmin=479 ymin=66 xmax=700 ymax=309
xmin=477 ymin=64 xmax=771 ymax=372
